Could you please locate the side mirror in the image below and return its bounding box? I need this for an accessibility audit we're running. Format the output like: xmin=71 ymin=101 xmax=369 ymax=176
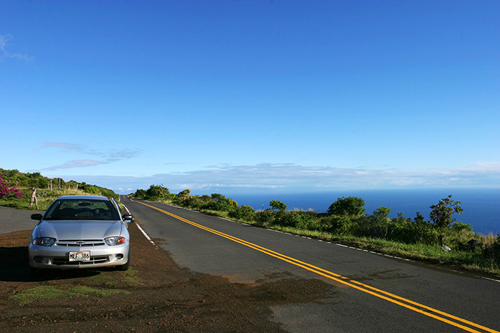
xmin=31 ymin=213 xmax=43 ymax=221
xmin=122 ymin=214 xmax=134 ymax=223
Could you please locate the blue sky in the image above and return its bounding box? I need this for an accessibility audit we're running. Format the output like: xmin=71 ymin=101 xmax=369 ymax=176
xmin=1 ymin=0 xmax=499 ymax=194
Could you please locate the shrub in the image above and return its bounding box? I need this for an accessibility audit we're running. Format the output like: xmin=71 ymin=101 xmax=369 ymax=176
xmin=327 ymin=196 xmax=366 ymax=217
xmin=0 ymin=177 xmax=24 ymax=200
xmin=133 ymin=189 xmax=147 ymax=199
xmin=452 ymin=222 xmax=473 ymax=232
xmin=255 ymin=209 xmax=275 ymax=226
xmin=228 ymin=205 xmax=255 ymax=221
xmin=202 ymin=193 xmax=238 ymax=211
xmin=145 ymin=185 xmax=171 ymax=201
xmin=79 ymin=182 xmax=100 ymax=194
xmin=320 ymin=215 xmax=352 ymax=235
xmin=270 ymin=200 xmax=287 ymax=212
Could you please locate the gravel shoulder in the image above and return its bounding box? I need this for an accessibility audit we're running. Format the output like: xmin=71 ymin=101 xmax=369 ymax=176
xmin=0 ymin=206 xmax=331 ymax=332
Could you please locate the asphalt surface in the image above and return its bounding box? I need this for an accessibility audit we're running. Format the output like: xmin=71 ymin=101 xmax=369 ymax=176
xmin=2 ymin=200 xmax=500 ymax=332
xmin=122 ymin=196 xmax=500 ymax=333
xmin=0 ymin=206 xmax=43 ymax=234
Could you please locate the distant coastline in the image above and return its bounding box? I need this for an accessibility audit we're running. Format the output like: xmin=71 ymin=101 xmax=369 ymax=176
xmin=223 ymin=188 xmax=500 ymax=235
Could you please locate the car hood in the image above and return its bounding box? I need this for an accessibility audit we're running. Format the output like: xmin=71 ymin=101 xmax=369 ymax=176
xmin=34 ymin=220 xmax=124 ymax=240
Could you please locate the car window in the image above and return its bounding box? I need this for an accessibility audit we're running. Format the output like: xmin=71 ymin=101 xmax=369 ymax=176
xmin=44 ymin=199 xmax=120 ymax=221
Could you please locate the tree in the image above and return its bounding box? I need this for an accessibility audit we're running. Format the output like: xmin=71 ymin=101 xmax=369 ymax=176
xmin=211 ymin=193 xmax=227 ymax=202
xmin=134 ymin=189 xmax=147 ymax=199
xmin=327 ymin=196 xmax=366 ymax=217
xmin=228 ymin=205 xmax=255 ymax=220
xmin=206 ymin=193 xmax=238 ymax=211
xmin=414 ymin=212 xmax=425 ymax=223
xmin=146 ymin=185 xmax=171 ymax=200
xmin=373 ymin=206 xmax=390 ymax=218
xmin=270 ymin=200 xmax=287 ymax=212
xmin=80 ymin=182 xmax=99 ymax=194
xmin=27 ymin=172 xmax=48 ymax=188
xmin=429 ymin=195 xmax=463 ymax=245
xmin=178 ymin=189 xmax=191 ymax=198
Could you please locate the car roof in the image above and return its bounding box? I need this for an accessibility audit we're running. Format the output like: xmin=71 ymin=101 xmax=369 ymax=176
xmin=56 ymin=195 xmax=111 ymax=201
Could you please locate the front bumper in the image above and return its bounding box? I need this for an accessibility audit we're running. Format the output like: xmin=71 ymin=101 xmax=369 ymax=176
xmin=28 ymin=244 xmax=129 ymax=269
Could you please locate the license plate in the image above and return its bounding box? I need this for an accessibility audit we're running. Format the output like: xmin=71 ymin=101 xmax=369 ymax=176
xmin=69 ymin=251 xmax=91 ymax=261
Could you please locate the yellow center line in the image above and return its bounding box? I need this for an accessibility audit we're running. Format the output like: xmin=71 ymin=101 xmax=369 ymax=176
xmin=133 ymin=200 xmax=499 ymax=333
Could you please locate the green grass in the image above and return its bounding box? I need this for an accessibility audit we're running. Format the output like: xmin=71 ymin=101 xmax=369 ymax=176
xmin=118 ymin=269 xmax=141 ymax=286
xmin=90 ymin=275 xmax=113 ymax=281
xmin=1 ymin=187 xmax=127 ymax=212
xmin=0 ymin=188 xmax=90 ymax=210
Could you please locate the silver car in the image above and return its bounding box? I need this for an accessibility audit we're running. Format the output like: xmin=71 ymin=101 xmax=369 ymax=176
xmin=29 ymin=195 xmax=132 ymax=272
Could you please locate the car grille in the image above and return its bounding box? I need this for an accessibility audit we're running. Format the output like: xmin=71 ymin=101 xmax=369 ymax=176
xmin=52 ymin=256 xmax=109 ymax=265
xmin=56 ymin=239 xmax=106 ymax=247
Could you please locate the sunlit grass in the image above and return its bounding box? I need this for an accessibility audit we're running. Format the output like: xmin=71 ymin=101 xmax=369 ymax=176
xmin=1 ymin=188 xmax=89 ymax=210
xmin=1 ymin=187 xmax=126 ymax=212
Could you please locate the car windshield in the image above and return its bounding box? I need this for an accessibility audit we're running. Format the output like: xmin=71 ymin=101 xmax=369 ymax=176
xmin=44 ymin=199 xmax=121 ymax=221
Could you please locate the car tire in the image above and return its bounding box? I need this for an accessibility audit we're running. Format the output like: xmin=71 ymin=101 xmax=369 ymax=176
xmin=116 ymin=249 xmax=130 ymax=271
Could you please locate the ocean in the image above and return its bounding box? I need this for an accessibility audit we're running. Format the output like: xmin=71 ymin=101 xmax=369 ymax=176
xmin=225 ymin=189 xmax=500 ymax=236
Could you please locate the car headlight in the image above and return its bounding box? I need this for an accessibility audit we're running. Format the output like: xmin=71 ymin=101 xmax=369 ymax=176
xmin=104 ymin=236 xmax=127 ymax=246
xmin=32 ymin=237 xmax=56 ymax=247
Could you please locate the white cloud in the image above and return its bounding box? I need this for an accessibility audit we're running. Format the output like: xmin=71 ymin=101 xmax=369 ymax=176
xmin=63 ymin=162 xmax=500 ymax=194
xmin=0 ymin=34 xmax=32 ymax=62
xmin=39 ymin=142 xmax=84 ymax=152
xmin=43 ymin=159 xmax=104 ymax=171
xmin=39 ymin=142 xmax=140 ymax=171
xmin=463 ymin=162 xmax=500 ymax=173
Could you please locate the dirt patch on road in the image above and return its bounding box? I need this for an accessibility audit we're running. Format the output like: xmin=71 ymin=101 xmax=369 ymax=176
xmin=0 ymin=221 xmax=333 ymax=332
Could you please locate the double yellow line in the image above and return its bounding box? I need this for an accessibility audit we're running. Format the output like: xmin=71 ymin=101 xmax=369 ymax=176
xmin=134 ymin=200 xmax=498 ymax=333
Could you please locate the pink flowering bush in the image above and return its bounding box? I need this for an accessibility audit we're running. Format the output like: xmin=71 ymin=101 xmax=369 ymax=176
xmin=0 ymin=177 xmax=24 ymax=200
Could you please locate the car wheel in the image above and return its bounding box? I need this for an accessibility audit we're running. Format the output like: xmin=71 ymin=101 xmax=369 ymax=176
xmin=116 ymin=249 xmax=130 ymax=271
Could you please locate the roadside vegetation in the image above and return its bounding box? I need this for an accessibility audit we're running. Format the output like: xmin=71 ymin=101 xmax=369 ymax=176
xmin=0 ymin=168 xmax=119 ymax=211
xmin=2 ymin=168 xmax=498 ymax=277
xmin=131 ymin=185 xmax=500 ymax=277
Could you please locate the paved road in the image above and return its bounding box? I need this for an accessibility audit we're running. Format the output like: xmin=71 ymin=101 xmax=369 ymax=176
xmin=122 ymin=196 xmax=500 ymax=333
xmin=0 ymin=206 xmax=43 ymax=234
